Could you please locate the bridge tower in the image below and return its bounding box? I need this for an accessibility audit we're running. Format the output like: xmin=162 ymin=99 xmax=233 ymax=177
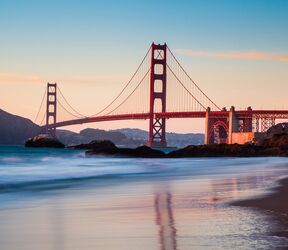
xmin=46 ymin=82 xmax=57 ymax=137
xmin=148 ymin=43 xmax=167 ymax=147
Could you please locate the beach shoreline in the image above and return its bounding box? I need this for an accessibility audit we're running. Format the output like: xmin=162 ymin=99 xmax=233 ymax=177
xmin=1 ymin=146 xmax=288 ymax=249
xmin=232 ymin=177 xmax=288 ymax=238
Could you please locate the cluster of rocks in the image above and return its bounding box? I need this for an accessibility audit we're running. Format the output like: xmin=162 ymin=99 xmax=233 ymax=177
xmin=70 ymin=140 xmax=165 ymax=158
xmin=25 ymin=135 xmax=164 ymax=157
xmin=25 ymin=132 xmax=288 ymax=158
xmin=168 ymin=134 xmax=288 ymax=157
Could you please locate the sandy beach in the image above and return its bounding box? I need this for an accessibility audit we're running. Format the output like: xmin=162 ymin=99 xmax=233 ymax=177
xmin=233 ymin=177 xmax=288 ymax=238
xmin=1 ymin=177 xmax=286 ymax=250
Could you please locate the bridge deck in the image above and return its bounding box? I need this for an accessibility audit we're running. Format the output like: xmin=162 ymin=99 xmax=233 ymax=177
xmin=44 ymin=110 xmax=288 ymax=129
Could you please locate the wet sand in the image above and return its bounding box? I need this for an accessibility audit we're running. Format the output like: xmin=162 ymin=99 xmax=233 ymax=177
xmin=1 ymin=153 xmax=288 ymax=249
xmin=233 ymin=177 xmax=288 ymax=238
xmin=0 ymin=176 xmax=288 ymax=250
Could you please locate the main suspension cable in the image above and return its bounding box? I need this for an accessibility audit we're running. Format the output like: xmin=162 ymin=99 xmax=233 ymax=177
xmin=57 ymin=86 xmax=87 ymax=118
xmin=104 ymin=67 xmax=151 ymax=116
xmin=90 ymin=45 xmax=152 ymax=117
xmin=34 ymin=88 xmax=47 ymax=123
xmin=166 ymin=64 xmax=206 ymax=110
xmin=167 ymin=46 xmax=220 ymax=110
xmin=57 ymin=99 xmax=83 ymax=119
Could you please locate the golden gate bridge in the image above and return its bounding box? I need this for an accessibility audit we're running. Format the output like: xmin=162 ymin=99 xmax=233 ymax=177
xmin=34 ymin=43 xmax=288 ymax=147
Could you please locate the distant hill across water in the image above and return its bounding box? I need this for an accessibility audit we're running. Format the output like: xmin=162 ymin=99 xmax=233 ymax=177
xmin=0 ymin=109 xmax=204 ymax=146
xmin=113 ymin=128 xmax=204 ymax=147
xmin=0 ymin=109 xmax=41 ymax=144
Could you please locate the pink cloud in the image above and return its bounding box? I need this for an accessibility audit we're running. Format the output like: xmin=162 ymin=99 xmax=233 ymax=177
xmin=175 ymin=49 xmax=288 ymax=62
xmin=0 ymin=72 xmax=44 ymax=84
xmin=0 ymin=72 xmax=127 ymax=85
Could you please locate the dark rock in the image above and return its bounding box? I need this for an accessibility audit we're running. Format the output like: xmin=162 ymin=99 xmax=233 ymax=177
xmin=266 ymin=123 xmax=288 ymax=137
xmin=259 ymin=133 xmax=288 ymax=150
xmin=84 ymin=141 xmax=165 ymax=158
xmin=70 ymin=140 xmax=118 ymax=151
xmin=117 ymin=145 xmax=165 ymax=158
xmin=168 ymin=134 xmax=288 ymax=158
xmin=25 ymin=134 xmax=65 ymax=148
xmin=80 ymin=134 xmax=288 ymax=158
xmin=261 ymin=147 xmax=285 ymax=156
xmin=168 ymin=143 xmax=261 ymax=157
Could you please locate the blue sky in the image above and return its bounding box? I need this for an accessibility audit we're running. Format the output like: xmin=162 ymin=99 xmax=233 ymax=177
xmin=0 ymin=0 xmax=287 ymax=132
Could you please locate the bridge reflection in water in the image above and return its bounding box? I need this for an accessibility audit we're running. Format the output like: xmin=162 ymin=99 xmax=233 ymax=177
xmin=154 ymin=192 xmax=177 ymax=250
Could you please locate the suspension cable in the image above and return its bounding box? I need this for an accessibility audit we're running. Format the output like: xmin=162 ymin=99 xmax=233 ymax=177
xmin=57 ymin=99 xmax=83 ymax=119
xmin=167 ymin=46 xmax=221 ymax=110
xmin=34 ymin=88 xmax=47 ymax=123
xmin=90 ymin=45 xmax=152 ymax=117
xmin=40 ymin=111 xmax=46 ymax=126
xmin=57 ymin=86 xmax=87 ymax=118
xmin=166 ymin=64 xmax=206 ymax=110
xmin=103 ymin=68 xmax=151 ymax=116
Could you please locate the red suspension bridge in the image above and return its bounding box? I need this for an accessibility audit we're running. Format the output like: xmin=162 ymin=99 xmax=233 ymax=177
xmin=34 ymin=43 xmax=288 ymax=147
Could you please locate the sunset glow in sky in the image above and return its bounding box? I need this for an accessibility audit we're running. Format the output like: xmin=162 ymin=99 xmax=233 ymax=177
xmin=1 ymin=0 xmax=288 ymax=133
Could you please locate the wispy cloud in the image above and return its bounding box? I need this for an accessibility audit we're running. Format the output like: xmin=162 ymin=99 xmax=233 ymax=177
xmin=0 ymin=72 xmax=44 ymax=84
xmin=0 ymin=72 xmax=127 ymax=85
xmin=175 ymin=49 xmax=288 ymax=62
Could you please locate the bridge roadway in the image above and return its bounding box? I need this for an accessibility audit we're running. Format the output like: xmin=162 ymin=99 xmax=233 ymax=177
xmin=44 ymin=110 xmax=288 ymax=129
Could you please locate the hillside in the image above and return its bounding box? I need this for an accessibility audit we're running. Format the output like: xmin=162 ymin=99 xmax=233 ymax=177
xmin=0 ymin=109 xmax=41 ymax=144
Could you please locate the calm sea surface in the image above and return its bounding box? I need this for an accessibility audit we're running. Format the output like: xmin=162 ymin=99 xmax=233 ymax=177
xmin=0 ymin=145 xmax=288 ymax=250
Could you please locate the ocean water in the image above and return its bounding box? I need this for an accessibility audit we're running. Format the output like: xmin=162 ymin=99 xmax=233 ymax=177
xmin=0 ymin=145 xmax=288 ymax=250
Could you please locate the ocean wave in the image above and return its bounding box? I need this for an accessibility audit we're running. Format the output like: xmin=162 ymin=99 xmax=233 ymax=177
xmin=0 ymin=157 xmax=24 ymax=162
xmin=1 ymin=146 xmax=288 ymax=194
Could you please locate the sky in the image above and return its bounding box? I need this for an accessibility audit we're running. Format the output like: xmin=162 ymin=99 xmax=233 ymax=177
xmin=0 ymin=0 xmax=288 ymax=133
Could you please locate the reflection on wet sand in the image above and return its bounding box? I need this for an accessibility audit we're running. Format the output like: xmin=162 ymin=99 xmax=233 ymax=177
xmin=50 ymin=202 xmax=65 ymax=250
xmin=155 ymin=191 xmax=177 ymax=250
xmin=0 ymin=165 xmax=287 ymax=250
xmin=209 ymin=173 xmax=282 ymax=203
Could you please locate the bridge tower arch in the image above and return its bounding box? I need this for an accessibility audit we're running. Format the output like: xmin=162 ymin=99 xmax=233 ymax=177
xmin=148 ymin=43 xmax=167 ymax=147
xmin=46 ymin=82 xmax=57 ymax=137
xmin=205 ymin=107 xmax=229 ymax=144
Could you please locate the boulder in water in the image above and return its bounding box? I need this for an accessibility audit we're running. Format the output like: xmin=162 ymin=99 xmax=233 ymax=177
xmin=70 ymin=140 xmax=118 ymax=151
xmin=25 ymin=134 xmax=65 ymax=148
xmin=117 ymin=145 xmax=165 ymax=158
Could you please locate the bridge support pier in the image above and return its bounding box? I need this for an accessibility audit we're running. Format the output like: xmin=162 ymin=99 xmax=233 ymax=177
xmin=228 ymin=106 xmax=237 ymax=144
xmin=148 ymin=43 xmax=167 ymax=148
xmin=46 ymin=82 xmax=57 ymax=137
xmin=204 ymin=107 xmax=211 ymax=144
xmin=228 ymin=106 xmax=253 ymax=144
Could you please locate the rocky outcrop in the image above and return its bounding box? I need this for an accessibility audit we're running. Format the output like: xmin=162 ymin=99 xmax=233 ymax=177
xmin=167 ymin=143 xmax=260 ymax=157
xmin=81 ymin=140 xmax=165 ymax=158
xmin=73 ymin=134 xmax=288 ymax=158
xmin=116 ymin=145 xmax=165 ymax=158
xmin=25 ymin=134 xmax=65 ymax=148
xmin=69 ymin=140 xmax=118 ymax=151
xmin=168 ymin=133 xmax=288 ymax=157
xmin=266 ymin=123 xmax=288 ymax=137
xmin=80 ymin=133 xmax=288 ymax=157
xmin=259 ymin=133 xmax=288 ymax=150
